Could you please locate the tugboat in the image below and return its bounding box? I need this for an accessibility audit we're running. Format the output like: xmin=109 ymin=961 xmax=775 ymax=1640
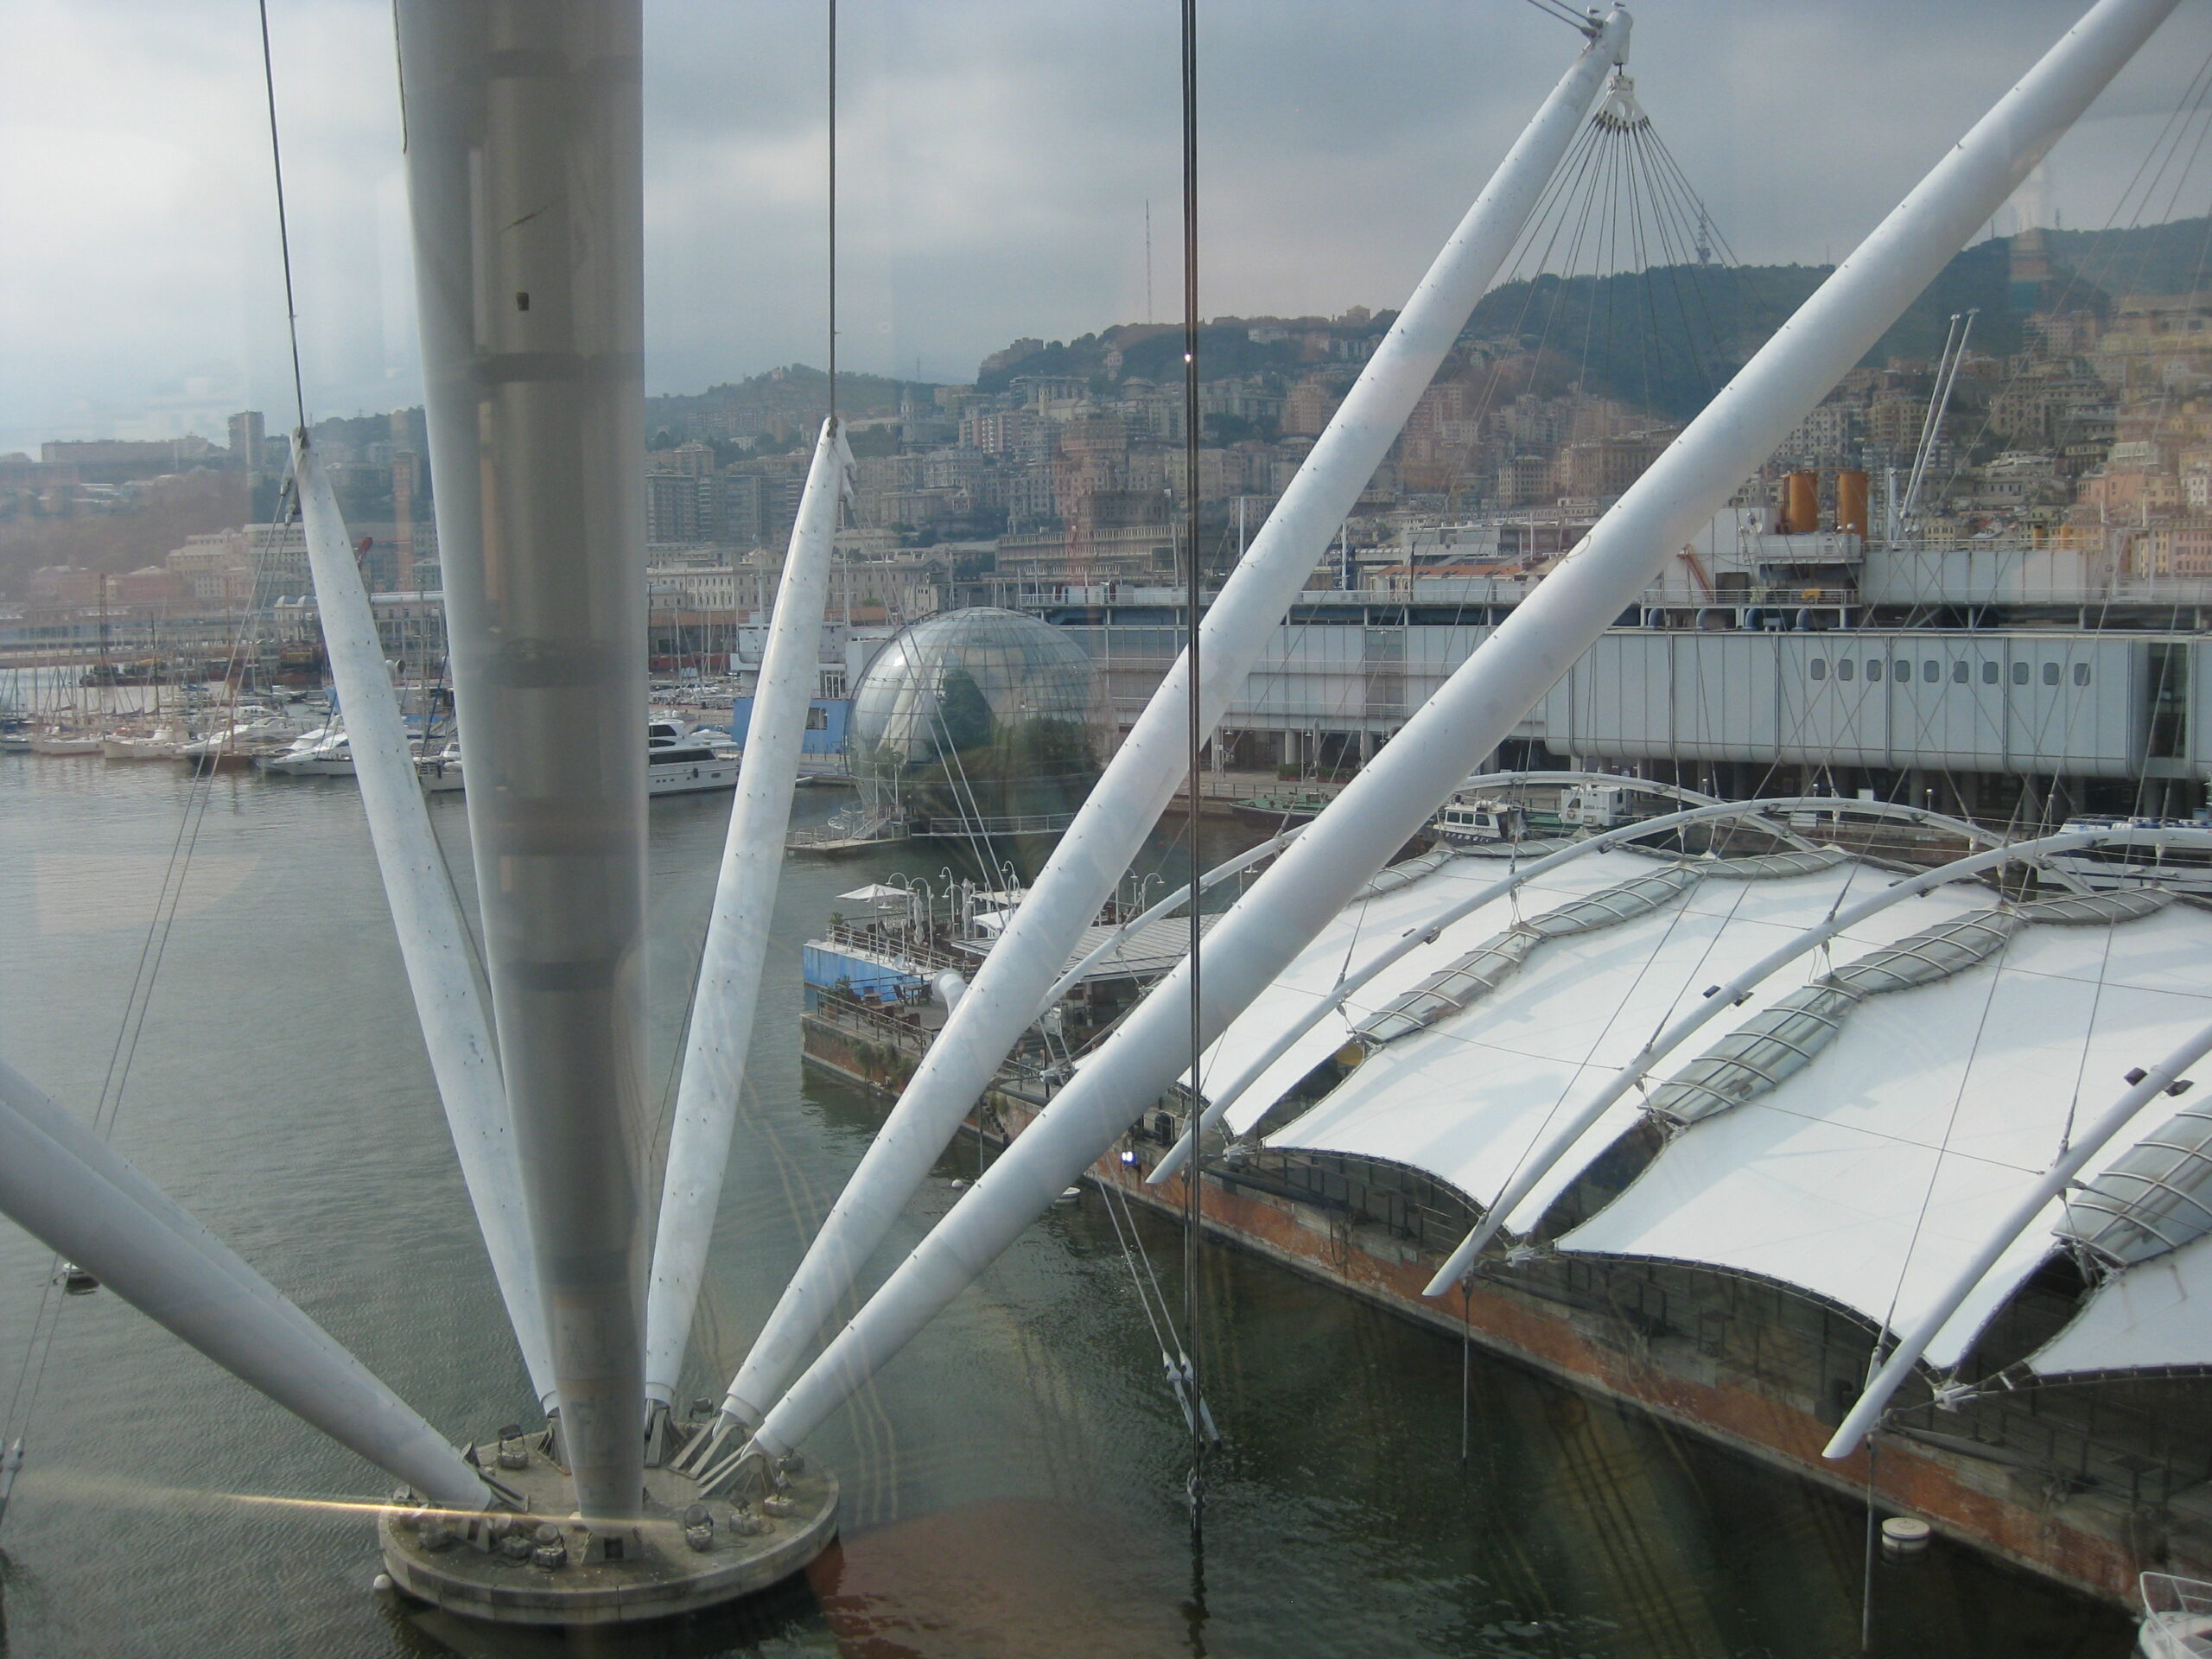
xmin=1230 ymin=788 xmax=1334 ymax=830
xmin=1432 ymin=791 xmax=1533 ymax=847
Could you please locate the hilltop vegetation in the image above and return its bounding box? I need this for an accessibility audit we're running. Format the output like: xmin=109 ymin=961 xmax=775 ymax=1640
xmin=969 ymin=216 xmax=2212 ymax=430
xmin=646 ymin=364 xmax=921 ymax=452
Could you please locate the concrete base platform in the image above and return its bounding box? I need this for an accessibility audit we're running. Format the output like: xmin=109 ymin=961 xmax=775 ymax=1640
xmin=378 ymin=1430 xmax=837 ymax=1628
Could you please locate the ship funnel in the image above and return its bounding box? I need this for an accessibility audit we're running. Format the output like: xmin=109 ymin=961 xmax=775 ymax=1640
xmin=1836 ymin=469 xmax=1870 ymax=536
xmin=1782 ymin=470 xmax=1820 ymax=533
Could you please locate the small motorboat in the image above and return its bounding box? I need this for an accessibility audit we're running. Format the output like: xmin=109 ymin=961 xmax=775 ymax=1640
xmin=259 ymin=724 xmax=356 ymax=777
xmin=54 ymin=1262 xmax=99 ymax=1296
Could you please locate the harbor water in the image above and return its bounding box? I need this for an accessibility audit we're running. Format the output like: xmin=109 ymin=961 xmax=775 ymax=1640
xmin=0 ymin=750 xmax=2138 ymax=1657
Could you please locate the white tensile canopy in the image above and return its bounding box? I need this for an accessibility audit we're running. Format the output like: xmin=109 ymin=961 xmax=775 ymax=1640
xmin=1220 ymin=848 xmax=2212 ymax=1372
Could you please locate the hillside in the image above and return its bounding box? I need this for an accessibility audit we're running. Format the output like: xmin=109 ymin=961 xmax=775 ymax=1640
xmin=646 ymin=364 xmax=921 ymax=451
xmin=970 ymin=215 xmax=2212 ymax=428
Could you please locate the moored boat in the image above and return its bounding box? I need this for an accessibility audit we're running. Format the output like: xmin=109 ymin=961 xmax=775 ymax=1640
xmin=258 ymin=724 xmax=355 ymax=777
xmin=1229 ymin=789 xmax=1333 ymax=830
xmin=2049 ymin=816 xmax=2212 ymax=897
xmin=384 ymin=721 xmax=744 ymax=798
xmin=2138 ymin=1573 xmax=2212 ymax=1659
xmin=28 ymin=726 xmax=102 ymax=756
xmin=100 ymin=721 xmax=191 ymax=760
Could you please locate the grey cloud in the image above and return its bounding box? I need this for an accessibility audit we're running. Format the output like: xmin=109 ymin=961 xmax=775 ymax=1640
xmin=3 ymin=0 xmax=2210 ymax=452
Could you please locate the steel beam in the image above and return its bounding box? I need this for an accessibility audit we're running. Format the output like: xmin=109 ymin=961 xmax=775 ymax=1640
xmin=727 ymin=10 xmax=1633 ymax=1427
xmin=645 ymin=418 xmax=851 ymax=1407
xmin=744 ymin=0 xmax=2178 ymax=1457
xmin=292 ymin=436 xmax=554 ymax=1409
xmin=0 ymin=1059 xmax=485 ymax=1510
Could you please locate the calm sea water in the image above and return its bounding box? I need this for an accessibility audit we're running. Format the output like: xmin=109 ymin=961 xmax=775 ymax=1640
xmin=0 ymin=747 xmax=2137 ymax=1658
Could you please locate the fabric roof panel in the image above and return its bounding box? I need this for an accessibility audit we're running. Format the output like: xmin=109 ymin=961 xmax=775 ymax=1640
xmin=1560 ymin=912 xmax=2211 ymax=1367
xmin=1265 ymin=864 xmax=1929 ymax=1230
xmin=1202 ymin=849 xmax=1662 ymax=1136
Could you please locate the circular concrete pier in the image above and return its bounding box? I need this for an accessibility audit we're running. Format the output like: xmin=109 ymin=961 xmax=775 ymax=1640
xmin=378 ymin=1430 xmax=836 ymax=1627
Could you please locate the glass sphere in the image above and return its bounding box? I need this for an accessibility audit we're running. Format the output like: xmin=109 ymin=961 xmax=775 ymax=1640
xmin=846 ymin=607 xmax=1102 ymax=831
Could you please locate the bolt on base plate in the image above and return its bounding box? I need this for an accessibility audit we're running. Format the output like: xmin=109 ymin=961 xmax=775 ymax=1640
xmin=378 ymin=1429 xmax=837 ymax=1627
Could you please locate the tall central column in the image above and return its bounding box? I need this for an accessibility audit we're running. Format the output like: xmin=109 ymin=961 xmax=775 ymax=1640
xmin=396 ymin=0 xmax=650 ymax=1535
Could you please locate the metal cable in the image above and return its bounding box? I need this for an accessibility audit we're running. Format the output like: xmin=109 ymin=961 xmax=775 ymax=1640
xmin=1518 ymin=0 xmax=1592 ymax=31
xmin=257 ymin=0 xmax=308 ymax=434
xmin=1179 ymin=0 xmax=1210 ymax=1526
xmin=827 ymin=0 xmax=831 ymax=422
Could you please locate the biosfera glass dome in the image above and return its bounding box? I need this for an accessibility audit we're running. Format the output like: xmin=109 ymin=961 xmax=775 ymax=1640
xmin=847 ymin=607 xmax=1103 ymax=831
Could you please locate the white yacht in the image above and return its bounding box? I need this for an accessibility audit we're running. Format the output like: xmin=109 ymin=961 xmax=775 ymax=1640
xmin=645 ymin=718 xmax=741 ymax=795
xmin=258 ymin=724 xmax=355 ymax=777
xmin=387 ymin=720 xmax=741 ymax=798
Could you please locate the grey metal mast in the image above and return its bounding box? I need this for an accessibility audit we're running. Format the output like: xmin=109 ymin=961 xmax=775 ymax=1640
xmin=395 ymin=0 xmax=652 ymax=1543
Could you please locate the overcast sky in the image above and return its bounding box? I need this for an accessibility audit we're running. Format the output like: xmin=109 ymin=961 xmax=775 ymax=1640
xmin=3 ymin=0 xmax=2211 ymax=454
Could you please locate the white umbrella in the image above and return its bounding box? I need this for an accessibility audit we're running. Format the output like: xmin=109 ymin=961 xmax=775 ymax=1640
xmin=836 ymin=883 xmax=907 ymax=905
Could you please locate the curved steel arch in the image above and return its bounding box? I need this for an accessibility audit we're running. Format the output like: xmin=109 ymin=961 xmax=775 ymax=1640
xmin=1423 ymin=826 xmax=2212 ymax=1297
xmin=1036 ymin=823 xmax=1306 ymax=1014
xmin=1436 ymin=769 xmax=1728 ymax=811
xmin=1827 ymin=1006 xmax=2212 ymax=1459
xmin=1047 ymin=772 xmax=1738 ymax=1023
xmin=1153 ymin=787 xmax=1859 ymax=1185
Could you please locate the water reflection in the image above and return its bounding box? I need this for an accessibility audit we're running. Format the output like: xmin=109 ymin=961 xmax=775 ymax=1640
xmin=0 ymin=755 xmax=2139 ymax=1657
